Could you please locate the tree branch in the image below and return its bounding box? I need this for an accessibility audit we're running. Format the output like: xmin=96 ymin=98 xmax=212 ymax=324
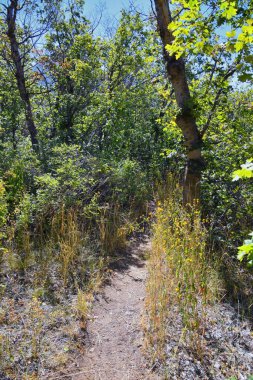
xmin=200 ymin=67 xmax=237 ymax=138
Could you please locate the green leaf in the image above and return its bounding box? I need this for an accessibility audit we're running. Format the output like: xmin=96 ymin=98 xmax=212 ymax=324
xmin=221 ymin=2 xmax=237 ymax=20
xmin=232 ymin=160 xmax=253 ymax=180
xmin=237 ymin=250 xmax=247 ymax=261
xmin=226 ymin=30 xmax=236 ymax=38
xmin=238 ymin=243 xmax=253 ymax=253
xmin=232 ymin=168 xmax=253 ymax=180
xmin=244 ymin=55 xmax=253 ymax=64
xmin=238 ymin=73 xmax=253 ymax=82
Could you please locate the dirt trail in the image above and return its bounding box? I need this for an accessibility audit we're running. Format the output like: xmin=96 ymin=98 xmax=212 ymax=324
xmin=72 ymin=238 xmax=160 ymax=380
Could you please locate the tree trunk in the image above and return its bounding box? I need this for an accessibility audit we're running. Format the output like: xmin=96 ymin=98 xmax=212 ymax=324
xmin=153 ymin=0 xmax=204 ymax=205
xmin=6 ymin=0 xmax=38 ymax=149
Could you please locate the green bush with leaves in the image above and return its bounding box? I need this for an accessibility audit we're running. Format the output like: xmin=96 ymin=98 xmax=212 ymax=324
xmin=233 ymin=159 xmax=253 ymax=266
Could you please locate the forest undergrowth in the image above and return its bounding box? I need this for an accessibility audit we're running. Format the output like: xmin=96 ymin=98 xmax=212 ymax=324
xmin=144 ymin=179 xmax=253 ymax=380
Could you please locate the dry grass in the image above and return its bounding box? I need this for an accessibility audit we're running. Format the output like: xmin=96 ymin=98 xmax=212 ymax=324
xmin=144 ymin=179 xmax=221 ymax=364
xmin=0 ymin=199 xmax=140 ymax=378
xmin=52 ymin=207 xmax=82 ymax=285
xmin=0 ymin=295 xmax=80 ymax=379
xmin=98 ymin=203 xmax=136 ymax=254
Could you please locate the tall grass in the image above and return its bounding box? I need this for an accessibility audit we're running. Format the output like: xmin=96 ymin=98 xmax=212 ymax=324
xmin=98 ymin=202 xmax=138 ymax=255
xmin=145 ymin=179 xmax=220 ymax=363
xmin=0 ymin=202 xmax=124 ymax=378
xmin=52 ymin=206 xmax=82 ymax=285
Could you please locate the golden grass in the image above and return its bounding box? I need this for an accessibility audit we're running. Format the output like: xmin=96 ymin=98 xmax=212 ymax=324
xmin=0 ymin=198 xmax=143 ymax=378
xmin=144 ymin=180 xmax=220 ymax=363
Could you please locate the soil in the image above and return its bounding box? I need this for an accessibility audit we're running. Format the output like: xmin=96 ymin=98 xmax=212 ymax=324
xmin=61 ymin=237 xmax=160 ymax=380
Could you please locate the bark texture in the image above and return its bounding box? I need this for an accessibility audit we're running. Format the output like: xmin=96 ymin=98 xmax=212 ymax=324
xmin=154 ymin=0 xmax=203 ymax=205
xmin=6 ymin=0 xmax=38 ymax=148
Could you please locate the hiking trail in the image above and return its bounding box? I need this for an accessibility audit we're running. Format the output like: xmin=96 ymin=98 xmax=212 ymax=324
xmin=66 ymin=237 xmax=160 ymax=380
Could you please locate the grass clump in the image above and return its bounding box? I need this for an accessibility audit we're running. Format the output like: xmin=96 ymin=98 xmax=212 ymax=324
xmin=145 ymin=180 xmax=220 ymax=364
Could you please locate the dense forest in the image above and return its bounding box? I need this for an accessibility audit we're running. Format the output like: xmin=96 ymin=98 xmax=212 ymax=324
xmin=0 ymin=0 xmax=252 ymax=379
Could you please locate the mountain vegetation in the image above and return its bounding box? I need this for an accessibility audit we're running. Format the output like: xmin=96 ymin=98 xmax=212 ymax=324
xmin=0 ymin=0 xmax=252 ymax=379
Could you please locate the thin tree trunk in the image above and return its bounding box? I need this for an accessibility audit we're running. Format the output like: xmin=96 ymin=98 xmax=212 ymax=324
xmin=6 ymin=0 xmax=38 ymax=149
xmin=153 ymin=0 xmax=203 ymax=205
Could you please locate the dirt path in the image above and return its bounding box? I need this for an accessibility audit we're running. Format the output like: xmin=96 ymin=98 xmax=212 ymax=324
xmin=72 ymin=238 xmax=160 ymax=380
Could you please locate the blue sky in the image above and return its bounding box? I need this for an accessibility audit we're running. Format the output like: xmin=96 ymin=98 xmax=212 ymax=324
xmin=85 ymin=0 xmax=150 ymax=16
xmin=84 ymin=0 xmax=151 ymax=35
